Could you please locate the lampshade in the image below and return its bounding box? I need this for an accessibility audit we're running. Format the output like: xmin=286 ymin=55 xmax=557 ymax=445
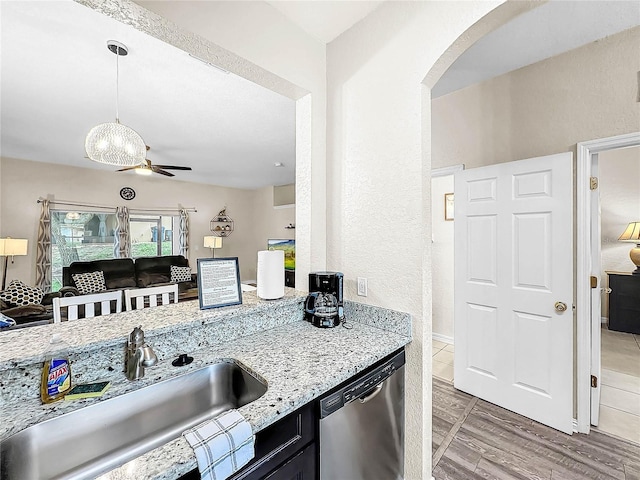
xmin=618 ymin=222 xmax=640 ymax=242
xmin=204 ymin=236 xmax=223 ymax=249
xmin=619 ymin=222 xmax=640 ymax=275
xmin=0 ymin=238 xmax=28 ymax=256
xmin=85 ymin=122 xmax=146 ymax=167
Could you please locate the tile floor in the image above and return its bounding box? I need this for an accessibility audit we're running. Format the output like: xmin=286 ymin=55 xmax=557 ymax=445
xmin=432 ymin=340 xmax=454 ymax=383
xmin=597 ymin=326 xmax=640 ymax=444
xmin=432 ymin=327 xmax=640 ymax=445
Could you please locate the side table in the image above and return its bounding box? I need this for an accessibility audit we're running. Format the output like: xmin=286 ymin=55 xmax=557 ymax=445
xmin=607 ymin=271 xmax=640 ymax=334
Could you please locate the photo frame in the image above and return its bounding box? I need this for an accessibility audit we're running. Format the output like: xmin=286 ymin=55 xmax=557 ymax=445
xmin=197 ymin=257 xmax=242 ymax=309
xmin=444 ymin=193 xmax=455 ymax=221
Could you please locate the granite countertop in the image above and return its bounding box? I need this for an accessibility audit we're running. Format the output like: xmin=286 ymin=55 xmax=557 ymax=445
xmin=0 ymin=293 xmax=411 ymax=480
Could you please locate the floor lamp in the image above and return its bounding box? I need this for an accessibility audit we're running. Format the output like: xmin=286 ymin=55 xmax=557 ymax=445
xmin=0 ymin=238 xmax=28 ymax=291
xmin=204 ymin=236 xmax=223 ymax=258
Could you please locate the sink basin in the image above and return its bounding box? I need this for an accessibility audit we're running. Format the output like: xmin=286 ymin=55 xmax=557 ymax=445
xmin=0 ymin=361 xmax=267 ymax=480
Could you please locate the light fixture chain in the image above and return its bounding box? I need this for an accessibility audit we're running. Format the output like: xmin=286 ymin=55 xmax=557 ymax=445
xmin=115 ymin=44 xmax=120 ymax=123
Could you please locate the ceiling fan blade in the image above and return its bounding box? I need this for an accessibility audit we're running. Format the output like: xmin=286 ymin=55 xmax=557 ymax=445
xmin=117 ymin=166 xmax=140 ymax=172
xmin=152 ymin=167 xmax=175 ymax=177
xmin=153 ymin=165 xmax=192 ymax=171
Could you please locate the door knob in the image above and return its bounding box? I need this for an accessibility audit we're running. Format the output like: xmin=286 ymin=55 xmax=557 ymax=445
xmin=554 ymin=301 xmax=568 ymax=312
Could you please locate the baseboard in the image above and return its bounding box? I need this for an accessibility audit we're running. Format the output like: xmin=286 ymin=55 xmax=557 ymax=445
xmin=601 ymin=316 xmax=608 ymax=324
xmin=433 ymin=333 xmax=454 ymax=345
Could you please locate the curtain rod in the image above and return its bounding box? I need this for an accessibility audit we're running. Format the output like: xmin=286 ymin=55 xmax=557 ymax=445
xmin=36 ymin=198 xmax=197 ymax=213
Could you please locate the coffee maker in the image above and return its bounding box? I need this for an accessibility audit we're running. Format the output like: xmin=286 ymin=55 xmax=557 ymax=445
xmin=305 ymin=272 xmax=344 ymax=328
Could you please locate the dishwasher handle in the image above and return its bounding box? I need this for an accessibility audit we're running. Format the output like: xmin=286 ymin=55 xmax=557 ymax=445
xmin=359 ymin=382 xmax=384 ymax=403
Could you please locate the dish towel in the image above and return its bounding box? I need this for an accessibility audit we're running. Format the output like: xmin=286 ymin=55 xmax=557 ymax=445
xmin=183 ymin=409 xmax=255 ymax=480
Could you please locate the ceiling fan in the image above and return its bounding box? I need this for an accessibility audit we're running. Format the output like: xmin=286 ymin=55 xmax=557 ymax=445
xmin=116 ymin=146 xmax=192 ymax=177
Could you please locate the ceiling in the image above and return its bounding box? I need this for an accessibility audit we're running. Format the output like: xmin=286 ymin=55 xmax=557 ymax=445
xmin=265 ymin=0 xmax=384 ymax=43
xmin=433 ymin=0 xmax=640 ymax=98
xmin=0 ymin=1 xmax=296 ymax=190
xmin=3 ymin=1 xmax=638 ymax=190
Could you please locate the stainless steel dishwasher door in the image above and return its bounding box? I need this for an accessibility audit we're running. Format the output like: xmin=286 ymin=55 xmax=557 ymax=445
xmin=319 ymin=363 xmax=405 ymax=480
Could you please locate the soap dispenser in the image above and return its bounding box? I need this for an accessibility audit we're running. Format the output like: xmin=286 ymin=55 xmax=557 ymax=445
xmin=40 ymin=333 xmax=72 ymax=403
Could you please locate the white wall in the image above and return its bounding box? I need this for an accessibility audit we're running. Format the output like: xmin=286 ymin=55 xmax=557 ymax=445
xmin=0 ymin=157 xmax=290 ymax=284
xmin=599 ymin=146 xmax=640 ymax=318
xmin=326 ymin=2 xmax=515 ymax=476
xmin=431 ymin=175 xmax=454 ymax=340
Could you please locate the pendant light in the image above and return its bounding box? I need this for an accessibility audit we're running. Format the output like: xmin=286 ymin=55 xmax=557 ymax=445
xmin=85 ymin=41 xmax=146 ymax=167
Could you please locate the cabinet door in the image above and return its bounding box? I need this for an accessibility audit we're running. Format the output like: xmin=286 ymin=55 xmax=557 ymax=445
xmin=179 ymin=404 xmax=315 ymax=480
xmin=230 ymin=403 xmax=314 ymax=480
xmin=263 ymin=444 xmax=316 ymax=480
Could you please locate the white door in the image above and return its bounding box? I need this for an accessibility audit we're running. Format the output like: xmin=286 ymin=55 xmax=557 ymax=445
xmin=454 ymin=152 xmax=573 ymax=434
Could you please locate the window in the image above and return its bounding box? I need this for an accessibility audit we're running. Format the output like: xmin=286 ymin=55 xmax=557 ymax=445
xmin=129 ymin=214 xmax=176 ymax=258
xmin=51 ymin=211 xmax=117 ymax=291
xmin=51 ymin=211 xmax=177 ymax=291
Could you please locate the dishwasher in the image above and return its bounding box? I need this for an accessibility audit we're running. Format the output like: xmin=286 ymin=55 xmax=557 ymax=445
xmin=318 ymin=349 xmax=405 ymax=480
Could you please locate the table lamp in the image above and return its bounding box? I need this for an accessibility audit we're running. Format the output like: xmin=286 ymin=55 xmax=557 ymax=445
xmin=203 ymin=236 xmax=223 ymax=257
xmin=0 ymin=238 xmax=28 ymax=290
xmin=618 ymin=222 xmax=640 ymax=275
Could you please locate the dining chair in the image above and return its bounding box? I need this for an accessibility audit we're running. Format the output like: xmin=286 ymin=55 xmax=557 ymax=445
xmin=124 ymin=284 xmax=179 ymax=311
xmin=52 ymin=290 xmax=123 ymax=323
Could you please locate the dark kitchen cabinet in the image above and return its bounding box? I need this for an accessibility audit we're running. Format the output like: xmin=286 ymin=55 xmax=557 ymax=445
xmin=178 ymin=402 xmax=315 ymax=480
xmin=607 ymin=272 xmax=640 ymax=334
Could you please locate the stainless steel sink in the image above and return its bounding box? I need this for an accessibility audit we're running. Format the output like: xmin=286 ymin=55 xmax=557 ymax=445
xmin=1 ymin=361 xmax=267 ymax=480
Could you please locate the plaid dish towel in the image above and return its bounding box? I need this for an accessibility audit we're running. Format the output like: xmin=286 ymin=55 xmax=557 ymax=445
xmin=183 ymin=409 xmax=255 ymax=480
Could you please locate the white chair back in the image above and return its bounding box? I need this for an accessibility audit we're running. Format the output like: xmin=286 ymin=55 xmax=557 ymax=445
xmin=53 ymin=291 xmax=123 ymax=323
xmin=124 ymin=284 xmax=179 ymax=311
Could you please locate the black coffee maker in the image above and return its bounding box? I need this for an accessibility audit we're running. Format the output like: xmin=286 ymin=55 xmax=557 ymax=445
xmin=305 ymin=272 xmax=344 ymax=328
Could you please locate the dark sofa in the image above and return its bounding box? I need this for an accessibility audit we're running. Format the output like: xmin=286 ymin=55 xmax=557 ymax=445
xmin=62 ymin=255 xmax=197 ymax=294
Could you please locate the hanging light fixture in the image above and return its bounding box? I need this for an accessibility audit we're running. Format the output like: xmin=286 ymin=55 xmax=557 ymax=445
xmin=85 ymin=41 xmax=146 ymax=167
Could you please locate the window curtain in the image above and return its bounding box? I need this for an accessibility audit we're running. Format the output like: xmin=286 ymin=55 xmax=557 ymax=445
xmin=179 ymin=208 xmax=189 ymax=257
xmin=35 ymin=199 xmax=52 ymax=292
xmin=113 ymin=206 xmax=131 ymax=258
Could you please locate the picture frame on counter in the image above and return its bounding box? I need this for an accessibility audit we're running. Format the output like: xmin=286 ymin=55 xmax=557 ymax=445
xmin=197 ymin=257 xmax=243 ymax=309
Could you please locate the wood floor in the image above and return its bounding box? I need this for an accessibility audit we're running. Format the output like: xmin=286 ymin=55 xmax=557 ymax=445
xmin=432 ymin=378 xmax=640 ymax=480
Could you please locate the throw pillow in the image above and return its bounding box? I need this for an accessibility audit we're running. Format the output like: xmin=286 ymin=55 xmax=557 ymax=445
xmin=0 ymin=280 xmax=45 ymax=307
xmin=72 ymin=271 xmax=107 ymax=295
xmin=170 ymin=265 xmax=192 ymax=283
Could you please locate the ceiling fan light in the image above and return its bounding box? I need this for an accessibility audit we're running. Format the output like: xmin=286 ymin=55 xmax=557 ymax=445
xmin=134 ymin=166 xmax=153 ymax=176
xmin=85 ymin=122 xmax=146 ymax=167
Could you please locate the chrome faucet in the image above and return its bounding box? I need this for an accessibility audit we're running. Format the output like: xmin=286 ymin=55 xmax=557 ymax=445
xmin=126 ymin=326 xmax=158 ymax=381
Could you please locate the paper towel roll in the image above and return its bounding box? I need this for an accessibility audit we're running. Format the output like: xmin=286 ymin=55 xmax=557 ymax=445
xmin=257 ymin=250 xmax=285 ymax=300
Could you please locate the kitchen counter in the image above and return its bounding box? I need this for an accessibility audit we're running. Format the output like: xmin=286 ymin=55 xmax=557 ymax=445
xmin=0 ymin=291 xmax=411 ymax=480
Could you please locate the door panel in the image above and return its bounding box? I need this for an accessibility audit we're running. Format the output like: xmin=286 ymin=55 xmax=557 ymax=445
xmin=454 ymin=152 xmax=573 ymax=434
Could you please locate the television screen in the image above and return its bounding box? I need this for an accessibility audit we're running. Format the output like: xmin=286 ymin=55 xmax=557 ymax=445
xmin=267 ymin=239 xmax=295 ymax=271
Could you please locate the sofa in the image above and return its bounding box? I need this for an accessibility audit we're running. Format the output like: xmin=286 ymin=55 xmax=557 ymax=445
xmin=0 ymin=292 xmax=61 ymax=328
xmin=62 ymin=255 xmax=198 ymax=295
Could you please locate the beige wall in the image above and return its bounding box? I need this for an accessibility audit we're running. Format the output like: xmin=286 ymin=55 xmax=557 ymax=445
xmin=0 ymin=157 xmax=292 ymax=284
xmin=431 ymin=174 xmax=455 ymax=340
xmin=433 ymin=26 xmax=640 ymax=170
xmin=599 ymin=146 xmax=640 ymax=318
xmin=431 ymin=26 xmax=640 ymax=343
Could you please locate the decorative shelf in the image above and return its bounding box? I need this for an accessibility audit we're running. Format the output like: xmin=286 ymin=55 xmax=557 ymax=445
xmin=210 ymin=208 xmax=234 ymax=237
